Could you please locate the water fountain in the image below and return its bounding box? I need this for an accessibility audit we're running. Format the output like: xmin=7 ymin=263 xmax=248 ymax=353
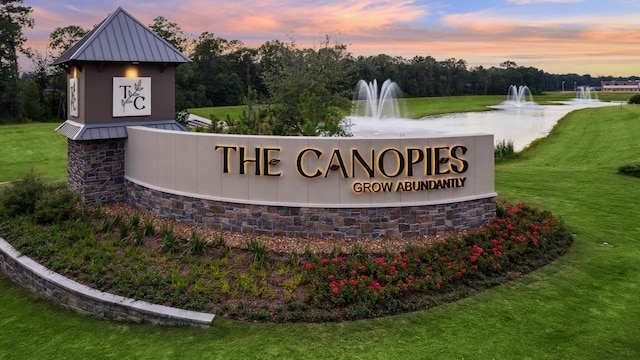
xmin=573 ymin=86 xmax=599 ymax=103
xmin=495 ymin=85 xmax=538 ymax=108
xmin=351 ymin=79 xmax=403 ymax=119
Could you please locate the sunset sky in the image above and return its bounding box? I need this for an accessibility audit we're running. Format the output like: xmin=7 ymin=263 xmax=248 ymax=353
xmin=22 ymin=0 xmax=640 ymax=76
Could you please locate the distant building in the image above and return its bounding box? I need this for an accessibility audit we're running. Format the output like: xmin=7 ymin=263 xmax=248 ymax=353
xmin=600 ymin=80 xmax=640 ymax=92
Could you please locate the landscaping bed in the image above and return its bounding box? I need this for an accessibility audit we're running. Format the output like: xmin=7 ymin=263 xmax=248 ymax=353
xmin=0 ymin=173 xmax=573 ymax=322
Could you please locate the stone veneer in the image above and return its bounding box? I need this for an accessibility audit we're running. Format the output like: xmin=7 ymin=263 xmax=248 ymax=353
xmin=126 ymin=179 xmax=496 ymax=239
xmin=68 ymin=138 xmax=125 ymax=204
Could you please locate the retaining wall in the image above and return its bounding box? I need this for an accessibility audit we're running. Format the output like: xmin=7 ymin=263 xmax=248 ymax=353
xmin=0 ymin=238 xmax=214 ymax=327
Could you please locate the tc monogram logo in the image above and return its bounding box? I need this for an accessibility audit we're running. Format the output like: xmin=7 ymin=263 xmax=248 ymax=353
xmin=113 ymin=77 xmax=151 ymax=117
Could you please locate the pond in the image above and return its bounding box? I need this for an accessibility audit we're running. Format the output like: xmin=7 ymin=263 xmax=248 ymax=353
xmin=347 ymin=102 xmax=619 ymax=151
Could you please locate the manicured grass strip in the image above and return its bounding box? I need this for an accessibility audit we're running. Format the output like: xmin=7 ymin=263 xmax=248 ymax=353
xmin=2 ymin=103 xmax=640 ymax=359
xmin=188 ymin=106 xmax=245 ymax=121
xmin=402 ymin=95 xmax=504 ymax=117
xmin=0 ymin=122 xmax=67 ymax=183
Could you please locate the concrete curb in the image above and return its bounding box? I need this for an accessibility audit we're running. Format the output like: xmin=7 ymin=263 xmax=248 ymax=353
xmin=0 ymin=237 xmax=215 ymax=327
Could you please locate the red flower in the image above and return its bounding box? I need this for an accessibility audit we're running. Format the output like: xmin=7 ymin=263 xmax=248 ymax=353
xmin=472 ymin=244 xmax=484 ymax=254
xmin=368 ymin=281 xmax=382 ymax=291
xmin=332 ymin=286 xmax=339 ymax=295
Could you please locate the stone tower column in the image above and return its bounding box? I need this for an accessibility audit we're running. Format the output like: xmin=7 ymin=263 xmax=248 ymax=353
xmin=52 ymin=7 xmax=190 ymax=205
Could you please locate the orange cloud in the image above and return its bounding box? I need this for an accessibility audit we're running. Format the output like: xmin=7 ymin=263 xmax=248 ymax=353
xmin=21 ymin=1 xmax=640 ymax=76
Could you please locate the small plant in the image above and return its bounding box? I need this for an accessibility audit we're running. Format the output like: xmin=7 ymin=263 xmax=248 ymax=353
xmin=495 ymin=202 xmax=506 ymax=217
xmin=127 ymin=227 xmax=145 ymax=246
xmin=330 ymin=244 xmax=343 ymax=258
xmin=119 ymin=223 xmax=130 ymax=241
xmin=350 ymin=243 xmax=367 ymax=259
xmin=288 ymin=251 xmax=300 ymax=267
xmin=127 ymin=215 xmax=140 ymax=229
xmin=99 ymin=218 xmax=114 ymax=233
xmin=112 ymin=214 xmax=123 ymax=227
xmin=186 ymin=230 xmax=207 ymax=255
xmin=143 ymin=219 xmax=156 ymax=236
xmin=247 ymin=238 xmax=268 ymax=267
xmin=161 ymin=224 xmax=180 ymax=253
xmin=212 ymin=233 xmax=230 ymax=257
xmin=212 ymin=233 xmax=227 ymax=248
xmin=494 ymin=139 xmax=515 ymax=162
xmin=303 ymin=245 xmax=314 ymax=260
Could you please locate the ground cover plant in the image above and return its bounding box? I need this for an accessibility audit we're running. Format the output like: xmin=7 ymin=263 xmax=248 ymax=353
xmin=1 ymin=98 xmax=640 ymax=359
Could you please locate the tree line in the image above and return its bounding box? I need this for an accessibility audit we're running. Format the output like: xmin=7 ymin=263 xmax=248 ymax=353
xmin=2 ymin=1 xmax=637 ymax=133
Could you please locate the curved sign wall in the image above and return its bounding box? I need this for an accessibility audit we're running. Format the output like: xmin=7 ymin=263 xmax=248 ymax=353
xmin=124 ymin=127 xmax=495 ymax=208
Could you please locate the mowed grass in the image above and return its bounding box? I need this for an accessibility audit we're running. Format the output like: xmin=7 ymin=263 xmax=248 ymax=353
xmin=188 ymin=105 xmax=245 ymax=121
xmin=0 ymin=122 xmax=67 ymax=183
xmin=2 ymin=99 xmax=640 ymax=359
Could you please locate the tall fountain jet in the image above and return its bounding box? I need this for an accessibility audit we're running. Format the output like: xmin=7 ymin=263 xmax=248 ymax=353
xmin=573 ymin=86 xmax=599 ymax=103
xmin=352 ymin=79 xmax=403 ymax=119
xmin=506 ymin=85 xmax=535 ymax=107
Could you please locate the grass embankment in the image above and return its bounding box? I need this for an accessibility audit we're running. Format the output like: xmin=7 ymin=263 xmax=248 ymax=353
xmin=1 ymin=100 xmax=640 ymax=359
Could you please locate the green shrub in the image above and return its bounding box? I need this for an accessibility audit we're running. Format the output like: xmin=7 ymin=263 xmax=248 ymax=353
xmin=618 ymin=164 xmax=640 ymax=177
xmin=628 ymin=94 xmax=640 ymax=104
xmin=494 ymin=139 xmax=516 ymax=162
xmin=0 ymin=170 xmax=48 ymax=217
xmin=33 ymin=186 xmax=79 ymax=223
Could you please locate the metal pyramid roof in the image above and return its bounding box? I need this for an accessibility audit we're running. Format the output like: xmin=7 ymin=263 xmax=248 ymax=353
xmin=52 ymin=7 xmax=191 ymax=65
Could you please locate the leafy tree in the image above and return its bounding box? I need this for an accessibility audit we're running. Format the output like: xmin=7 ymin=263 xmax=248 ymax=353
xmin=51 ymin=26 xmax=87 ymax=118
xmin=225 ymin=87 xmax=274 ymax=135
xmin=191 ymin=32 xmax=244 ymax=106
xmin=48 ymin=25 xmax=87 ymax=57
xmin=0 ymin=0 xmax=33 ymax=121
xmin=261 ymin=36 xmax=354 ymax=136
xmin=147 ymin=16 xmax=198 ymax=111
xmin=500 ymin=60 xmax=518 ymax=69
xmin=148 ymin=16 xmax=192 ymax=54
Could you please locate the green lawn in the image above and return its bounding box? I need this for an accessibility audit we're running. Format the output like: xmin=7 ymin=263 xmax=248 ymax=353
xmin=2 ymin=100 xmax=640 ymax=359
xmin=0 ymin=122 xmax=67 ymax=183
xmin=188 ymin=105 xmax=245 ymax=121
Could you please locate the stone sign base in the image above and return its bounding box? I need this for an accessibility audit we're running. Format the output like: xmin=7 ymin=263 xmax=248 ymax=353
xmin=68 ymin=139 xmax=125 ymax=204
xmin=126 ymin=179 xmax=496 ymax=239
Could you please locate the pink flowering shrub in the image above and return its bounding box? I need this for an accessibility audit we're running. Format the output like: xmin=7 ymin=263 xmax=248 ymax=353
xmin=303 ymin=201 xmax=572 ymax=318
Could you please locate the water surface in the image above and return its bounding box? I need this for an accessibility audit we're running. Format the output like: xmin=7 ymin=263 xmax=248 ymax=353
xmin=347 ymin=102 xmax=617 ymax=151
